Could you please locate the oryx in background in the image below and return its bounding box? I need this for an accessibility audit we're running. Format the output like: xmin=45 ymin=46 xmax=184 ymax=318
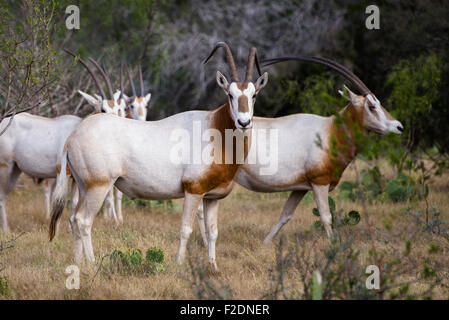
xmin=0 ymin=50 xmax=126 ymax=233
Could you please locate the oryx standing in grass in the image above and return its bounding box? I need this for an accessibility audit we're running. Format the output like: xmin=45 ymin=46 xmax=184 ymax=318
xmin=207 ymin=56 xmax=402 ymax=243
xmin=0 ymin=50 xmax=126 ymax=233
xmin=49 ymin=42 xmax=269 ymax=270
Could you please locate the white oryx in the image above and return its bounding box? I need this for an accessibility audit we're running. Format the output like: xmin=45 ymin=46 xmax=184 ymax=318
xmin=49 ymin=42 xmax=268 ymax=270
xmin=197 ymin=55 xmax=404 ymax=245
xmin=0 ymin=50 xmax=126 ymax=233
xmin=103 ymin=63 xmax=153 ymax=223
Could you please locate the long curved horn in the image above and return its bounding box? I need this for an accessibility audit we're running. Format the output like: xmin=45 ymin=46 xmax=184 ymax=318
xmin=88 ymin=57 xmax=115 ymax=99
xmin=120 ymin=61 xmax=124 ymax=100
xmin=245 ymin=47 xmax=262 ymax=82
xmin=63 ymin=48 xmax=106 ymax=99
xmin=261 ymin=56 xmax=371 ymax=96
xmin=139 ymin=63 xmax=145 ymax=97
xmin=204 ymin=42 xmax=239 ymax=82
xmin=125 ymin=63 xmax=136 ymax=97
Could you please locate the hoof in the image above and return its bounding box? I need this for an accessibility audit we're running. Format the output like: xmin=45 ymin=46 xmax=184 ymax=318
xmin=263 ymin=236 xmax=273 ymax=244
xmin=208 ymin=260 xmax=219 ymax=274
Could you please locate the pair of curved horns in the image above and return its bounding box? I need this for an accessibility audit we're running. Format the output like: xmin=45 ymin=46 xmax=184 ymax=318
xmin=261 ymin=56 xmax=371 ymax=96
xmin=204 ymin=42 xmax=262 ymax=82
xmin=125 ymin=63 xmax=145 ymax=97
xmin=63 ymin=48 xmax=109 ymax=99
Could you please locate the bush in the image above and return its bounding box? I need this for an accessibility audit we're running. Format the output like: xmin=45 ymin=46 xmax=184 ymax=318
xmin=110 ymin=247 xmax=166 ymax=275
xmin=310 ymin=196 xmax=360 ymax=230
xmin=339 ymin=169 xmax=417 ymax=203
xmin=0 ymin=276 xmax=9 ymax=296
xmin=121 ymin=194 xmax=180 ymax=212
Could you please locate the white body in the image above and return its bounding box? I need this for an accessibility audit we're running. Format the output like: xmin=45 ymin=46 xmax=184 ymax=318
xmin=0 ymin=113 xmax=81 ymax=232
xmin=238 ymin=114 xmax=332 ymax=192
xmin=215 ymin=90 xmax=403 ymax=243
xmin=52 ymin=108 xmax=242 ymax=267
xmin=49 ymin=47 xmax=268 ymax=270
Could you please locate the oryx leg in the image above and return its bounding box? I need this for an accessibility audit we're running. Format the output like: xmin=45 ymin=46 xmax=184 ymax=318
xmin=42 ymin=178 xmax=56 ymax=220
xmin=114 ymin=188 xmax=123 ymax=223
xmin=196 ymin=201 xmax=208 ymax=247
xmin=203 ymin=198 xmax=219 ymax=271
xmin=311 ymin=184 xmax=333 ymax=237
xmin=177 ymin=192 xmax=203 ymax=264
xmin=70 ymin=194 xmax=84 ymax=263
xmin=73 ymin=183 xmax=112 ymax=262
xmin=0 ymin=163 xmax=21 ymax=233
xmin=103 ymin=187 xmax=117 ymax=222
xmin=264 ymin=190 xmax=307 ymax=244
xmin=70 ymin=178 xmax=79 ymax=218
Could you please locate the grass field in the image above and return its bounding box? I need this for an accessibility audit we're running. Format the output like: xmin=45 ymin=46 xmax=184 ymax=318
xmin=0 ymin=160 xmax=448 ymax=299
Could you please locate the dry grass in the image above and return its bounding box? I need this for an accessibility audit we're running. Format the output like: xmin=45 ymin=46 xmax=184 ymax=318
xmin=0 ymin=160 xmax=448 ymax=299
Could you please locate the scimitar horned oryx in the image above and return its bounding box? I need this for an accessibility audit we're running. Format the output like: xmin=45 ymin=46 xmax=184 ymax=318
xmin=49 ymin=42 xmax=268 ymax=271
xmin=236 ymin=55 xmax=403 ymax=242
xmin=194 ymin=55 xmax=405 ymax=247
xmin=0 ymin=49 xmax=126 ymax=233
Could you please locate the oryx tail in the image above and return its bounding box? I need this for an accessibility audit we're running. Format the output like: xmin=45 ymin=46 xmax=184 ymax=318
xmin=49 ymin=148 xmax=69 ymax=241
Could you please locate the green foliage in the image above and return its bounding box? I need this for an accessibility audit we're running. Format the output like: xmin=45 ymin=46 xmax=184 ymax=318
xmin=339 ymin=168 xmax=417 ymax=204
xmin=121 ymin=194 xmax=180 ymax=212
xmin=310 ymin=196 xmax=360 ymax=230
xmin=111 ymin=248 xmax=143 ymax=267
xmin=145 ymin=247 xmax=164 ymax=264
xmin=404 ymin=206 xmax=449 ymax=240
xmin=0 ymin=276 xmax=9 ymax=296
xmin=285 ymin=72 xmax=346 ymax=116
xmin=311 ymin=272 xmax=322 ymax=300
xmin=110 ymin=247 xmax=165 ymax=275
xmin=145 ymin=247 xmax=165 ymax=273
xmin=384 ymin=174 xmax=414 ymax=203
xmin=386 ymin=53 xmax=444 ymax=152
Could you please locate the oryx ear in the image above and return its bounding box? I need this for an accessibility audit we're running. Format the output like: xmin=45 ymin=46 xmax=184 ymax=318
xmin=113 ymin=90 xmax=121 ymax=101
xmin=342 ymin=85 xmax=362 ymax=106
xmin=143 ymin=93 xmax=151 ymax=106
xmin=255 ymin=72 xmax=268 ymax=93
xmin=216 ymin=71 xmax=229 ymax=92
xmin=79 ymin=90 xmax=101 ymax=110
xmin=122 ymin=93 xmax=131 ymax=103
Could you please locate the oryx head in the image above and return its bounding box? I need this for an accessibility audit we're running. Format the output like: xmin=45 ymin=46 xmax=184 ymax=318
xmin=64 ymin=49 xmax=126 ymax=117
xmin=123 ymin=63 xmax=151 ymax=121
xmin=262 ymin=55 xmax=403 ymax=135
xmin=340 ymin=85 xmax=403 ymax=135
xmin=204 ymin=42 xmax=268 ymax=130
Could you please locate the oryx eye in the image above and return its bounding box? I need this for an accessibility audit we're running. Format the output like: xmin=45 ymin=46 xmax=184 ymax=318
xmin=228 ymin=93 xmax=233 ymax=100
xmin=101 ymin=109 xmax=106 ymax=113
xmin=252 ymin=94 xmax=256 ymax=99
xmin=369 ymin=105 xmax=376 ymax=111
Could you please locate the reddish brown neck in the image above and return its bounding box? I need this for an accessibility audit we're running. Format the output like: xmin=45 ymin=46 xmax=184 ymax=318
xmin=330 ymin=102 xmax=365 ymax=164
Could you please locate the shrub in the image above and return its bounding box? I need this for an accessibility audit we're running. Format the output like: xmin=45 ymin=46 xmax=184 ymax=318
xmin=145 ymin=247 xmax=165 ymax=273
xmin=0 ymin=276 xmax=9 ymax=296
xmin=110 ymin=247 xmax=166 ymax=275
xmin=339 ymin=170 xmax=417 ymax=203
xmin=311 ymin=196 xmax=360 ymax=230
xmin=121 ymin=195 xmax=180 ymax=212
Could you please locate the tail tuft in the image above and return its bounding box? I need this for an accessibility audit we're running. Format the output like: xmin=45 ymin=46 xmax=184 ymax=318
xmin=49 ymin=196 xmax=66 ymax=241
xmin=48 ymin=148 xmax=69 ymax=241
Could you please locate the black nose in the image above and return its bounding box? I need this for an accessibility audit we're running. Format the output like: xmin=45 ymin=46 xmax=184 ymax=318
xmin=238 ymin=119 xmax=251 ymax=128
xmin=397 ymin=125 xmax=404 ymax=132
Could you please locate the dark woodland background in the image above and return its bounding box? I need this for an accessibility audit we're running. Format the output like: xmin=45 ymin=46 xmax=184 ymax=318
xmin=0 ymin=0 xmax=448 ymax=165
